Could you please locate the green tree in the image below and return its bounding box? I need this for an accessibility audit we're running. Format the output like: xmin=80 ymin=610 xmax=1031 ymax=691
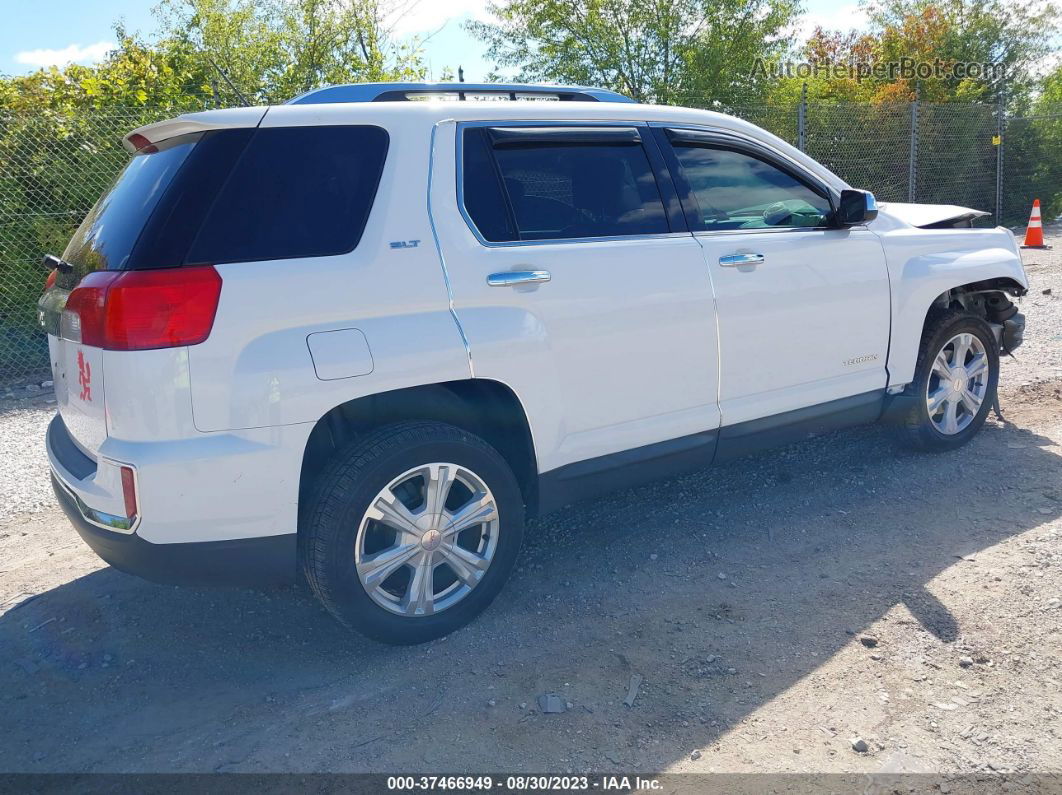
xmin=775 ymin=0 xmax=1061 ymax=104
xmin=1003 ymin=65 xmax=1062 ymax=223
xmin=467 ymin=0 xmax=802 ymax=106
xmin=0 ymin=1 xmax=437 ymax=380
xmin=0 ymin=29 xmax=215 ymax=379
xmin=0 ymin=29 xmax=210 ymax=113
xmin=869 ymin=0 xmax=1058 ymax=102
xmin=758 ymin=0 xmax=1060 ymax=217
xmin=155 ymin=0 xmax=428 ymax=105
xmin=760 ymin=27 xmax=880 ymax=103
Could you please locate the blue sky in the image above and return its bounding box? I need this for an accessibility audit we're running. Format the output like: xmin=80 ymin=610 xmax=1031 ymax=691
xmin=1 ymin=0 xmax=866 ymax=83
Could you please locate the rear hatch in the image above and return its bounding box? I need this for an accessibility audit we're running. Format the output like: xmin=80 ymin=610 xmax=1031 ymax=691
xmin=38 ymin=110 xmax=265 ymax=456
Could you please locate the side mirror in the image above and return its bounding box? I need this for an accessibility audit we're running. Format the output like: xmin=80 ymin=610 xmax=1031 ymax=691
xmin=837 ymin=189 xmax=878 ymax=226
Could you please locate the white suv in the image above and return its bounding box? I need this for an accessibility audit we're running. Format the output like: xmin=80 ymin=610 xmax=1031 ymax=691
xmin=39 ymin=82 xmax=1028 ymax=644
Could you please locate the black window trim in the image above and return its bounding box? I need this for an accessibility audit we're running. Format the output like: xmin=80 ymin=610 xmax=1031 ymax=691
xmin=486 ymin=126 xmax=643 ymax=148
xmin=655 ymin=126 xmax=840 ymax=234
xmin=456 ymin=120 xmax=689 ymax=248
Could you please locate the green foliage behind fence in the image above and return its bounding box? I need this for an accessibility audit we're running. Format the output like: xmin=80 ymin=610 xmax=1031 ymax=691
xmin=0 ymin=100 xmax=1059 ymax=385
xmin=0 ymin=107 xmax=184 ymax=384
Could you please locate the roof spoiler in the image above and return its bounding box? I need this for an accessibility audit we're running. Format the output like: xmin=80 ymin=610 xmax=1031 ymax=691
xmin=123 ymin=107 xmax=268 ymax=153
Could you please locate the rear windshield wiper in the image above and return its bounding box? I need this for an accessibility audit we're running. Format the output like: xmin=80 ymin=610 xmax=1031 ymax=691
xmin=42 ymin=254 xmax=74 ymax=274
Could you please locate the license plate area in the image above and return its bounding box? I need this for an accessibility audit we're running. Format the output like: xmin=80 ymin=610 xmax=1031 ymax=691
xmin=50 ymin=335 xmax=107 ymax=455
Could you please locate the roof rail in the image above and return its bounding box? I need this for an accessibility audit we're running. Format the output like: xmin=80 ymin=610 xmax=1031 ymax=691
xmin=286 ymin=82 xmax=635 ymax=105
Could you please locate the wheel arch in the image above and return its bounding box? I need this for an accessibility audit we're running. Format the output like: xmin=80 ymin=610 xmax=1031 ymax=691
xmin=890 ymin=273 xmax=1026 ymax=387
xmin=888 ymin=307 xmax=1001 ymax=450
xmin=916 ymin=276 xmax=1024 ymax=331
xmin=298 ymin=379 xmax=540 ymax=527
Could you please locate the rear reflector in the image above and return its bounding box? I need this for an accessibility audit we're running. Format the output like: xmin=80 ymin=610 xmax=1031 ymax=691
xmin=120 ymin=466 xmax=138 ymax=519
xmin=44 ymin=269 xmax=57 ymax=291
xmin=61 ymin=266 xmax=222 ymax=350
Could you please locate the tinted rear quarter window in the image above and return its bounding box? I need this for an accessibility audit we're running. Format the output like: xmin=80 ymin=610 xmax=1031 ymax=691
xmin=132 ymin=128 xmax=254 ymax=267
xmin=188 ymin=125 xmax=389 ymax=263
xmin=64 ymin=125 xmax=389 ymax=271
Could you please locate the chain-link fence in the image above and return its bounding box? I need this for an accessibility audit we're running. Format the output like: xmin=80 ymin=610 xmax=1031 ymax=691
xmin=1001 ymin=110 xmax=1062 ymax=228
xmin=0 ymin=106 xmax=199 ymax=387
xmin=1 ymin=98 xmax=1059 ymax=385
xmin=722 ymin=99 xmax=1009 ymax=211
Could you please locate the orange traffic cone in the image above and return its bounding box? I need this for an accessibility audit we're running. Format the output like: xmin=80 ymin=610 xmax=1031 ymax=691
xmin=1022 ymin=199 xmax=1047 ymax=248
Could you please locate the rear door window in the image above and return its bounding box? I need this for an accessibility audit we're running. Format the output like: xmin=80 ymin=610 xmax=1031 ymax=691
xmin=462 ymin=126 xmax=669 ymax=242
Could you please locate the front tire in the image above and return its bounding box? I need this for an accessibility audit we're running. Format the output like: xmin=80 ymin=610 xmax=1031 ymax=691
xmin=301 ymin=421 xmax=524 ymax=644
xmin=895 ymin=311 xmax=1000 ymax=452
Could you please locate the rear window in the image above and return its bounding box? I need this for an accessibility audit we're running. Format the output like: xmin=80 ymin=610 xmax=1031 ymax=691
xmin=63 ymin=134 xmax=201 ymax=271
xmin=62 ymin=125 xmax=389 ymax=271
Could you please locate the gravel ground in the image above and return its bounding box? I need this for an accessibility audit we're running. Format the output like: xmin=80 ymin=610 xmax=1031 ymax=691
xmin=0 ymin=231 xmax=1060 ymax=778
xmin=0 ymin=399 xmax=55 ymax=520
xmin=1005 ymin=231 xmax=1062 ymax=384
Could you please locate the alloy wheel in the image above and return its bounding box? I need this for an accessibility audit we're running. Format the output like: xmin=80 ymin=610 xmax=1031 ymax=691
xmin=354 ymin=463 xmax=500 ymax=617
xmin=925 ymin=332 xmax=990 ymax=435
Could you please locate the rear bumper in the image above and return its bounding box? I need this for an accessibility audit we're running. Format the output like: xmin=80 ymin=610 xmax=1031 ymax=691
xmin=46 ymin=411 xmax=304 ymax=587
xmin=52 ymin=472 xmax=296 ymax=586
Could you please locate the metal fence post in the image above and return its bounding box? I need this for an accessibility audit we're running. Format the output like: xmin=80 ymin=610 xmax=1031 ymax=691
xmin=797 ymin=82 xmax=807 ymax=152
xmin=996 ymin=92 xmax=1005 ymax=222
xmin=908 ymin=87 xmax=920 ymax=202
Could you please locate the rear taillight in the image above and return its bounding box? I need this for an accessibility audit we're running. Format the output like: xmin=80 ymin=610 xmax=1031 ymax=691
xmin=126 ymin=133 xmax=158 ymax=154
xmin=61 ymin=266 xmax=222 ymax=351
xmin=61 ymin=271 xmax=116 ymax=345
xmin=44 ymin=270 xmax=57 ymax=291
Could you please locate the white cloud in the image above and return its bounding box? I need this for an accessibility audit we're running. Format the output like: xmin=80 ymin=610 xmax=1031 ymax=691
xmin=792 ymin=5 xmax=869 ymax=42
xmin=389 ymin=0 xmax=492 ymax=36
xmin=14 ymin=41 xmax=115 ymax=69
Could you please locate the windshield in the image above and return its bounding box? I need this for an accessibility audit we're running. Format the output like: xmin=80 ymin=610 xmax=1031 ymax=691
xmin=62 ymin=133 xmax=201 ymax=271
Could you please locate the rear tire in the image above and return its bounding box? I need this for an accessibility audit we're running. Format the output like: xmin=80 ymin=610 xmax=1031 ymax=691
xmin=895 ymin=311 xmax=999 ymax=452
xmin=301 ymin=421 xmax=524 ymax=644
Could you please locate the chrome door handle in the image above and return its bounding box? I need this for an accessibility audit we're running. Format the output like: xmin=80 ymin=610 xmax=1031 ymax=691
xmin=486 ymin=270 xmax=551 ymax=287
xmin=719 ymin=253 xmax=764 ymax=267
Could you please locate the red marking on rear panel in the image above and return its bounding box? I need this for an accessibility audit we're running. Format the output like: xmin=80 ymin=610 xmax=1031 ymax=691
xmin=77 ymin=349 xmax=92 ymax=402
